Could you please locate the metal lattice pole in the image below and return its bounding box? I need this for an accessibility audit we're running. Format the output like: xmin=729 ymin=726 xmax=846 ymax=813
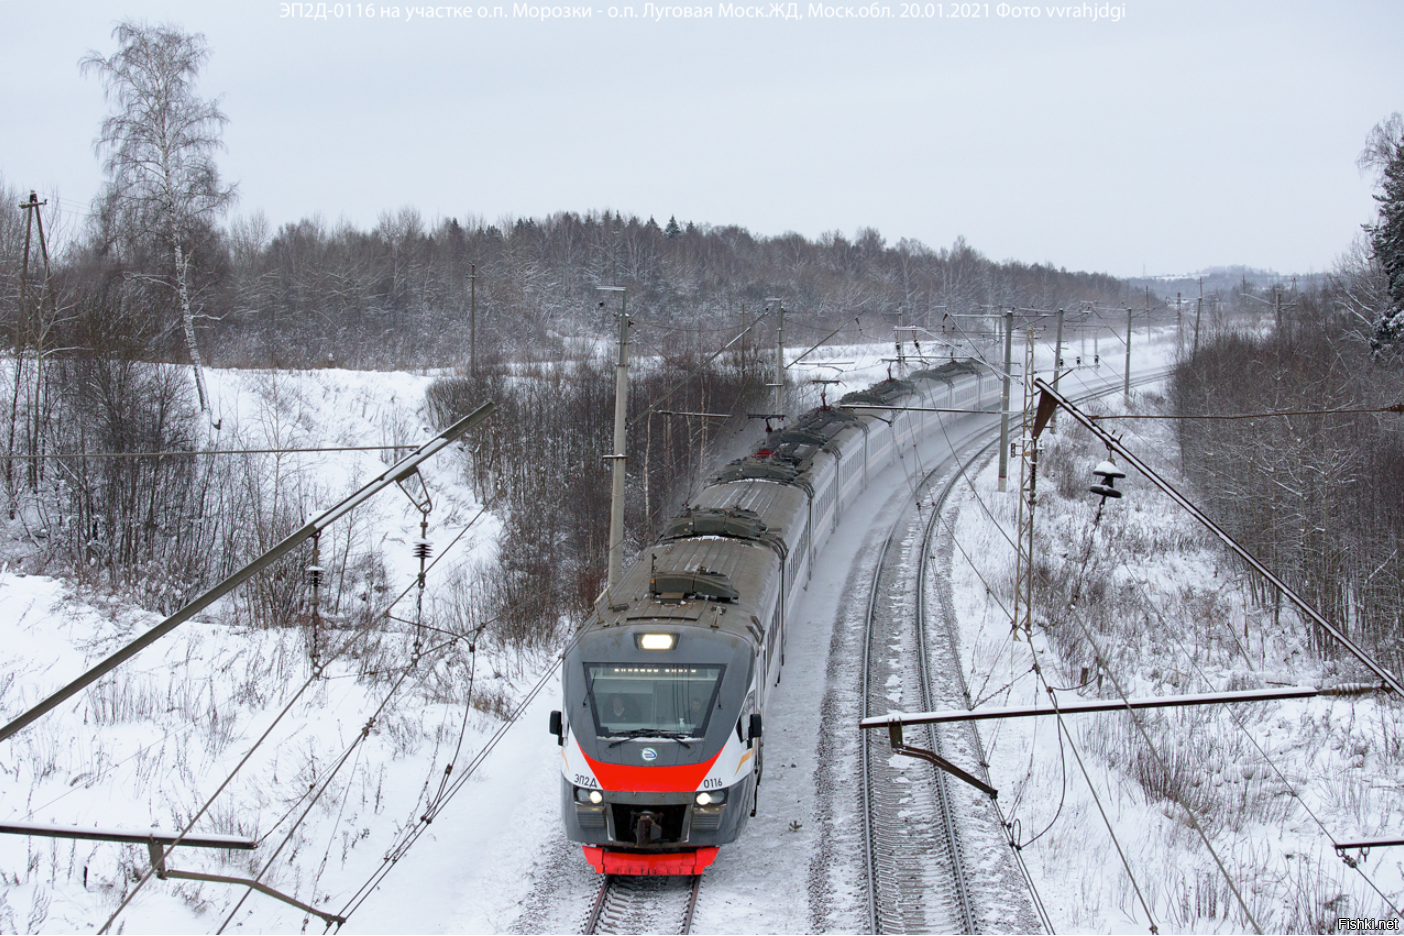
xmin=1011 ymin=328 xmax=1039 ymax=639
xmin=602 ymin=287 xmax=629 ymax=602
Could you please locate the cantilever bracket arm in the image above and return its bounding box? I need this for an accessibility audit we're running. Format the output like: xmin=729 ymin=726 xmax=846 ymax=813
xmin=883 ymin=721 xmax=998 ymax=799
xmin=146 ymin=842 xmax=345 ymax=927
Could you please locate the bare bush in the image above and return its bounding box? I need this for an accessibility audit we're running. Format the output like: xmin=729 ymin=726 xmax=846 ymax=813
xmin=425 ymin=344 xmax=768 ymax=648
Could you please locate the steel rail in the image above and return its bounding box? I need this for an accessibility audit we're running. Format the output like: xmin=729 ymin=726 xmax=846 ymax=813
xmin=682 ymin=874 xmax=701 ymax=934
xmin=583 ymin=873 xmax=701 ymax=935
xmin=859 ymin=508 xmax=898 ymax=935
xmin=861 ymin=367 xmax=1169 ymax=934
xmin=861 ymin=424 xmax=987 ymax=933
xmin=918 ymin=433 xmax=1057 ymax=935
xmin=584 ymin=875 xmax=613 ymax=934
xmin=914 ymin=438 xmax=992 ymax=934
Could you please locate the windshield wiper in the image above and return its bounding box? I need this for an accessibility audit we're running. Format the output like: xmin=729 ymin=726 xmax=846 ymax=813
xmin=606 ymin=729 xmax=695 ymax=749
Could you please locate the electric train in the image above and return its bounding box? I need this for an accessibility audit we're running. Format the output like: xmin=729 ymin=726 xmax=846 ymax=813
xmin=549 ymin=360 xmax=1000 ymax=875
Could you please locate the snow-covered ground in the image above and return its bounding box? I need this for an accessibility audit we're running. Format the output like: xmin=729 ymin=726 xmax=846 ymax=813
xmin=11 ymin=322 xmax=1388 ymax=934
xmin=947 ymin=357 xmax=1404 ymax=933
xmin=1 ymin=366 xmax=511 ymax=934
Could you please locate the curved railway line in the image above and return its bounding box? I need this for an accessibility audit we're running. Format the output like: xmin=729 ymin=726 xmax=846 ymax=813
xmin=860 ymin=440 xmax=988 ymax=934
xmin=860 ymin=371 xmax=1169 ymax=934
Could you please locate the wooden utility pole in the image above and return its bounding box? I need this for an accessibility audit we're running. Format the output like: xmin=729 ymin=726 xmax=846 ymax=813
xmin=8 ymin=192 xmax=52 ymax=506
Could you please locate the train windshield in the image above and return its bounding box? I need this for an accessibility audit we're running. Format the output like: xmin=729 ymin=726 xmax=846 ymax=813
xmin=585 ymin=664 xmax=725 ymax=738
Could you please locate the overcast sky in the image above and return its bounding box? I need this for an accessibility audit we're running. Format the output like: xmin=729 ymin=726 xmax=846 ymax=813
xmin=2 ymin=0 xmax=1400 ymax=278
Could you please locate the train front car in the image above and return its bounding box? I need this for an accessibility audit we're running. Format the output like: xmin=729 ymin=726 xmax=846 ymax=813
xmin=550 ymin=536 xmax=777 ymax=876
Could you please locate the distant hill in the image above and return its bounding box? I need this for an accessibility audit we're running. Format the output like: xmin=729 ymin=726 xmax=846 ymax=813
xmin=1129 ymin=266 xmax=1328 ymax=302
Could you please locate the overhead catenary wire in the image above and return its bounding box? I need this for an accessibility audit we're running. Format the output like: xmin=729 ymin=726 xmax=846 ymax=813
xmin=1088 ymin=403 xmax=1404 ymax=421
xmin=925 ymin=368 xmax=1191 ymax=918
xmin=0 ymin=443 xmax=429 ymax=460
xmin=952 ymin=379 xmax=1155 ymax=918
xmin=421 ymin=615 xmax=490 ymax=819
xmin=98 ymin=667 xmax=324 ymax=934
xmin=933 ymin=456 xmax=1084 ymax=904
xmin=1137 ymin=590 xmax=1404 ymax=917
xmin=785 ymin=316 xmax=862 ymax=371
xmin=912 ymin=352 xmax=1342 ymax=933
xmin=215 ymin=657 xmax=426 ymax=935
xmin=1055 ymin=601 xmax=1263 ymax=934
xmin=99 ymin=625 xmax=463 ymax=933
xmin=917 ymin=433 xmax=1057 ymax=934
xmin=1038 ymin=678 xmax=1162 ymax=934
xmin=1 ymin=403 xmax=495 ymax=745
xmin=328 ymin=567 xmax=611 ymax=928
xmin=1035 ymin=377 xmax=1404 ymax=698
xmin=1026 ymin=386 xmax=1259 ymax=932
xmin=627 ymin=313 xmax=770 ymax=429
xmin=328 ymin=634 xmax=580 ymax=928
xmin=97 ymin=502 xmax=489 ymax=933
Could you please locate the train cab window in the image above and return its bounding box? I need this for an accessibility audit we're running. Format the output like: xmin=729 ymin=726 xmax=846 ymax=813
xmin=585 ymin=664 xmax=725 ymax=738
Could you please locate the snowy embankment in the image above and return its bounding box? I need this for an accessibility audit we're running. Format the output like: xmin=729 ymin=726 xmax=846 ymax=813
xmin=0 ymin=366 xmax=523 ymax=934
xmin=948 ymin=350 xmax=1404 ymax=933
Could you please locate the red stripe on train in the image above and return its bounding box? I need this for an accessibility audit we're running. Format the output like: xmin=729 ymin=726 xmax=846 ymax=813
xmin=580 ymin=749 xmax=722 ymax=792
xmin=583 ymin=846 xmax=719 ymax=876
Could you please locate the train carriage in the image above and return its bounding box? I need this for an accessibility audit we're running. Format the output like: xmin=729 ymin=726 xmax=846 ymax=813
xmin=552 ymin=359 xmax=996 ymax=876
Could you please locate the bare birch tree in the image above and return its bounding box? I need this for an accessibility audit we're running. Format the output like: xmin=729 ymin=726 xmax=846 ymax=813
xmin=82 ymin=20 xmax=235 ymax=412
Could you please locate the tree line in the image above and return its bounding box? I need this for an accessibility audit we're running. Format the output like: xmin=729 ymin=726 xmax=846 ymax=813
xmin=1169 ymin=113 xmax=1404 ymax=673
xmin=0 ymin=20 xmax=1144 ymax=632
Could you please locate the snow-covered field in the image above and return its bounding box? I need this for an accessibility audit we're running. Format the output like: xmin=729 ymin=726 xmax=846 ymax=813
xmin=8 ymin=322 xmax=1394 ymax=934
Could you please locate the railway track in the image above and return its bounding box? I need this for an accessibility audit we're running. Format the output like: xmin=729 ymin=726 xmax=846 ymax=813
xmin=860 ymin=370 xmax=1172 ymax=934
xmin=583 ymin=873 xmax=701 ymax=935
xmin=860 ymin=443 xmax=985 ymax=934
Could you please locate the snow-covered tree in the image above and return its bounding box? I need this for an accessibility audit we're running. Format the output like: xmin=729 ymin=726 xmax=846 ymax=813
xmin=1359 ymin=113 xmax=1404 ymax=355
xmin=82 ymin=20 xmax=236 ymax=411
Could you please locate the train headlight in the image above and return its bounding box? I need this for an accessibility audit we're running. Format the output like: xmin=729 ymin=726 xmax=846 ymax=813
xmin=695 ymin=789 xmax=726 ymax=806
xmin=637 ymin=633 xmax=678 ymax=651
xmin=589 ymin=789 xmax=604 ymax=805
xmin=576 ymin=786 xmax=605 ymax=805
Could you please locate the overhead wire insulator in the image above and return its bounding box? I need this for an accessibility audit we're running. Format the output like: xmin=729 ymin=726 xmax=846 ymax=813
xmin=413 ymin=538 xmax=433 ymax=562
xmin=1090 ymin=458 xmax=1126 ymax=501
xmin=308 ymin=534 xmax=324 ymax=671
